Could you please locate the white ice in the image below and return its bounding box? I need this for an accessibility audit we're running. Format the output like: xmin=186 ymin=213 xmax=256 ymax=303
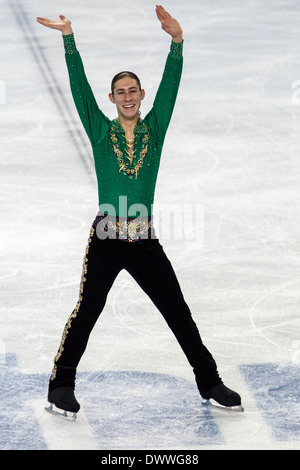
xmin=0 ymin=0 xmax=300 ymax=450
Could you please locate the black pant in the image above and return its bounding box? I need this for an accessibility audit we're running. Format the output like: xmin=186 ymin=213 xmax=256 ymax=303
xmin=52 ymin=223 xmax=222 ymax=394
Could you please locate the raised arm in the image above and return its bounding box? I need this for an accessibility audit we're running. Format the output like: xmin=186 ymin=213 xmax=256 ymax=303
xmin=36 ymin=15 xmax=109 ymax=145
xmin=145 ymin=6 xmax=183 ymax=144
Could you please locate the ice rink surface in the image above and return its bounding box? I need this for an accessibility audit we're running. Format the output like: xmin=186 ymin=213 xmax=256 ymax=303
xmin=0 ymin=0 xmax=300 ymax=451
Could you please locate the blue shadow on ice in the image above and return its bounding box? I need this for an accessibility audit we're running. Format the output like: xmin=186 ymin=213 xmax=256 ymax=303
xmin=76 ymin=370 xmax=223 ymax=449
xmin=0 ymin=353 xmax=48 ymax=450
xmin=240 ymin=362 xmax=300 ymax=441
xmin=0 ymin=353 xmax=223 ymax=450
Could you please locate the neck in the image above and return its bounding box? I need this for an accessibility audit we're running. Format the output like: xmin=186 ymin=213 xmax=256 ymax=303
xmin=118 ymin=114 xmax=140 ymax=137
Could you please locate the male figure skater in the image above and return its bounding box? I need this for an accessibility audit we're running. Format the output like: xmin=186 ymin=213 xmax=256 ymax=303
xmin=37 ymin=6 xmax=242 ymax=419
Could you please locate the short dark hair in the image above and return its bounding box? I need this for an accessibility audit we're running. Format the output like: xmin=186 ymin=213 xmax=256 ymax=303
xmin=111 ymin=71 xmax=142 ymax=94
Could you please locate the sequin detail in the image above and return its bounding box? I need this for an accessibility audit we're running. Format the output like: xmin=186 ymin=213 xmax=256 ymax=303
xmin=63 ymin=33 xmax=77 ymax=54
xmin=170 ymin=40 xmax=184 ymax=60
xmin=110 ymin=119 xmax=149 ymax=179
xmin=94 ymin=213 xmax=155 ymax=242
xmin=51 ymin=226 xmax=95 ymax=380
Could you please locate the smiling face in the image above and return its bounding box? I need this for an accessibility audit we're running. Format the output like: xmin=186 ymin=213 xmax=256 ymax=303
xmin=109 ymin=76 xmax=145 ymax=123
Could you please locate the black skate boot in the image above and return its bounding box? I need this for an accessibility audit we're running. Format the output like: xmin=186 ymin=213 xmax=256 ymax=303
xmin=45 ymin=364 xmax=80 ymax=420
xmin=201 ymin=383 xmax=244 ymax=412
xmin=46 ymin=386 xmax=80 ymax=420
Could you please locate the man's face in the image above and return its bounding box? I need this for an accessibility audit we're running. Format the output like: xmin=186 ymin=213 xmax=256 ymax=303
xmin=109 ymin=77 xmax=145 ymax=121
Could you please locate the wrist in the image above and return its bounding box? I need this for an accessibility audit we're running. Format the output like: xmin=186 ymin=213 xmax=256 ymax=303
xmin=172 ymin=33 xmax=183 ymax=44
xmin=62 ymin=26 xmax=73 ymax=36
xmin=172 ymin=37 xmax=183 ymax=44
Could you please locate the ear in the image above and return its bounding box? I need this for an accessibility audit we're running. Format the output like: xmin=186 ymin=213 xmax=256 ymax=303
xmin=108 ymin=92 xmax=115 ymax=104
xmin=140 ymin=89 xmax=145 ymax=101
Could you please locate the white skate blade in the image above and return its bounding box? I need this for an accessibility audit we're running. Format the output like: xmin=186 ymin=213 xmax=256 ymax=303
xmin=202 ymin=399 xmax=244 ymax=413
xmin=45 ymin=403 xmax=77 ymax=421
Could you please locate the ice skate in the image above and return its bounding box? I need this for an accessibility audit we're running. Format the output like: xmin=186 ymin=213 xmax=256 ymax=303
xmin=45 ymin=386 xmax=80 ymax=421
xmin=201 ymin=383 xmax=244 ymax=412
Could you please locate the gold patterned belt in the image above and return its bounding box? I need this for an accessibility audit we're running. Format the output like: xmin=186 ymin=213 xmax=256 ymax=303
xmin=93 ymin=213 xmax=156 ymax=242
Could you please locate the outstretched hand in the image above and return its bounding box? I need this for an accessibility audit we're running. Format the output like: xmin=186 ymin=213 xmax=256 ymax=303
xmin=155 ymin=5 xmax=183 ymax=43
xmin=36 ymin=15 xmax=73 ymax=35
xmin=37 ymin=8 xmax=182 ymax=42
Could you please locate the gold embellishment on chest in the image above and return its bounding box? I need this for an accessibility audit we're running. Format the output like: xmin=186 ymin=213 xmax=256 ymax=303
xmin=110 ymin=126 xmax=149 ymax=179
xmin=124 ymin=137 xmax=136 ymax=164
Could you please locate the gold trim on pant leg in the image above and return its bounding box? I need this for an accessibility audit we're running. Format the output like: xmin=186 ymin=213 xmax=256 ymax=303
xmin=50 ymin=226 xmax=95 ymax=380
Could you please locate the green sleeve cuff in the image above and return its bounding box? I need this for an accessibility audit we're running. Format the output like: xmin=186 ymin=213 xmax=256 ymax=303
xmin=170 ymin=40 xmax=183 ymax=59
xmin=63 ymin=33 xmax=77 ymax=54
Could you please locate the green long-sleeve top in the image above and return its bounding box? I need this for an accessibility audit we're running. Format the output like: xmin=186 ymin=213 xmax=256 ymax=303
xmin=63 ymin=34 xmax=183 ymax=217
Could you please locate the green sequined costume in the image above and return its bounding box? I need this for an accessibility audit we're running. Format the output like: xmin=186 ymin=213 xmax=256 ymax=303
xmin=48 ymin=34 xmax=224 ymax=401
xmin=63 ymin=33 xmax=183 ymax=217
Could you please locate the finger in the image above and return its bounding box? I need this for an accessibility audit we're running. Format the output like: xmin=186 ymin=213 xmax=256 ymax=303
xmin=155 ymin=6 xmax=163 ymax=20
xmin=36 ymin=19 xmax=61 ymax=29
xmin=36 ymin=17 xmax=51 ymax=22
xmin=157 ymin=5 xmax=171 ymax=19
xmin=156 ymin=5 xmax=166 ymax=20
xmin=36 ymin=18 xmax=50 ymax=26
